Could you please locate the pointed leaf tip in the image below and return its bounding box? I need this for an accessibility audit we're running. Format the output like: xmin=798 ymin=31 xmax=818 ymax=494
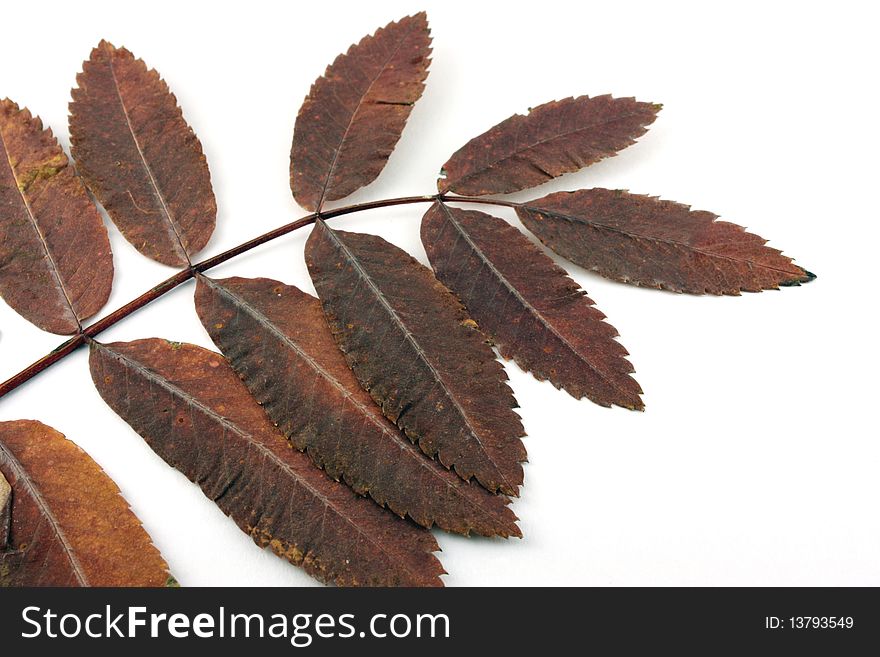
xmin=779 ymin=269 xmax=817 ymax=286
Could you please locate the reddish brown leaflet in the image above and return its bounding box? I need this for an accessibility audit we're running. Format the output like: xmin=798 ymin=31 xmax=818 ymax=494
xmin=306 ymin=220 xmax=527 ymax=496
xmin=70 ymin=41 xmax=216 ymax=267
xmin=516 ymin=189 xmax=814 ymax=295
xmin=422 ymin=202 xmax=642 ymax=410
xmin=0 ymin=420 xmax=169 ymax=586
xmin=89 ymin=339 xmax=444 ymax=587
xmin=291 ymin=13 xmax=431 ymax=211
xmin=195 ymin=275 xmax=520 ymax=537
xmin=0 ymin=99 xmax=113 ymax=335
xmin=439 ymin=95 xmax=659 ymax=196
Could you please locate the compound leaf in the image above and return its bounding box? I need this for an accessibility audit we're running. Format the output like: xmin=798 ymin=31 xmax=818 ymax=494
xmin=0 ymin=419 xmax=169 ymax=586
xmin=291 ymin=13 xmax=432 ymax=211
xmin=0 ymin=99 xmax=113 ymax=334
xmin=195 ymin=275 xmax=520 ymax=538
xmin=439 ymin=95 xmax=660 ymax=196
xmin=517 ymin=188 xmax=815 ymax=295
xmin=305 ymin=220 xmax=526 ymax=496
xmin=70 ymin=41 xmax=216 ymax=267
xmin=422 ymin=202 xmax=643 ymax=409
xmin=89 ymin=338 xmax=444 ymax=587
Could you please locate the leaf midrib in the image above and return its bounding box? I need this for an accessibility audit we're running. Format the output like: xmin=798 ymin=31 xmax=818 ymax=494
xmin=106 ymin=53 xmax=190 ymax=264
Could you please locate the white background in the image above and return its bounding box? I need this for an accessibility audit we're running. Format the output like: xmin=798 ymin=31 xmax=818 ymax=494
xmin=1 ymin=0 xmax=877 ymax=586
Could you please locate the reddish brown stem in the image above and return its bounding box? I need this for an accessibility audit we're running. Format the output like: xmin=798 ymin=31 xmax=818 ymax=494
xmin=0 ymin=193 xmax=511 ymax=401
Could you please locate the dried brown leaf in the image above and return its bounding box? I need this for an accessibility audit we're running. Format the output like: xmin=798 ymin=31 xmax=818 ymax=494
xmin=291 ymin=13 xmax=432 ymax=211
xmin=0 ymin=99 xmax=113 ymax=334
xmin=422 ymin=202 xmax=643 ymax=409
xmin=438 ymin=95 xmax=660 ymax=196
xmin=69 ymin=41 xmax=216 ymax=267
xmin=195 ymin=275 xmax=520 ymax=537
xmin=517 ymin=188 xmax=815 ymax=295
xmin=89 ymin=338 xmax=444 ymax=587
xmin=0 ymin=419 xmax=169 ymax=586
xmin=305 ymin=220 xmax=526 ymax=496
